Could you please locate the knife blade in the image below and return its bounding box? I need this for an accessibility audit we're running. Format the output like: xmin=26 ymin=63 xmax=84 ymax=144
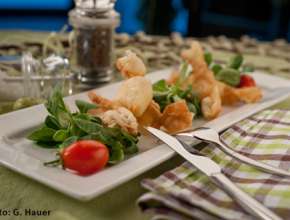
xmin=146 ymin=127 xmax=282 ymax=220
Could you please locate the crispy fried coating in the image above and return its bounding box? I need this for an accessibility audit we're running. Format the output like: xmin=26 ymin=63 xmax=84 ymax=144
xmin=181 ymin=41 xmax=222 ymax=119
xmin=182 ymin=42 xmax=216 ymax=98
xmin=159 ymin=100 xmax=193 ymax=134
xmin=137 ymin=100 xmax=162 ymax=127
xmin=217 ymin=81 xmax=240 ymax=105
xmin=87 ymin=108 xmax=107 ymax=117
xmin=217 ymin=81 xmax=262 ymax=105
xmin=115 ymin=76 xmax=153 ymax=117
xmin=181 ymin=41 xmax=207 ymax=67
xmin=191 ymin=74 xmax=216 ymax=99
xmin=88 ymin=91 xmax=118 ymax=110
xmin=101 ymin=107 xmax=139 ymax=135
xmin=166 ymin=69 xmax=180 ymax=85
xmin=116 ymin=50 xmax=146 ymax=78
xmin=87 ymin=41 xmax=263 ymax=136
xmin=201 ymin=85 xmax=222 ymax=120
xmin=89 ymin=76 xmax=153 ymax=119
xmin=234 ymin=87 xmax=263 ymax=103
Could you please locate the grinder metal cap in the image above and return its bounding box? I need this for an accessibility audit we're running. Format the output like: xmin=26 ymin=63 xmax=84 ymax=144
xmin=74 ymin=0 xmax=116 ymax=13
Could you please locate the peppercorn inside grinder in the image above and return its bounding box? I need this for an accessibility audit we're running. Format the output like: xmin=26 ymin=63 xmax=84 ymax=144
xmin=69 ymin=0 xmax=119 ymax=84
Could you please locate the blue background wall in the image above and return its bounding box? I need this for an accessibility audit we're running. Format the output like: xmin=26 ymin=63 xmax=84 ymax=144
xmin=0 ymin=0 xmax=188 ymax=34
xmin=0 ymin=0 xmax=289 ymax=41
xmin=0 ymin=0 xmax=71 ymax=10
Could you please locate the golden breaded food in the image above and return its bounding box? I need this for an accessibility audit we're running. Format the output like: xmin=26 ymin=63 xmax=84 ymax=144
xmin=181 ymin=41 xmax=222 ymax=119
xmin=217 ymin=81 xmax=240 ymax=105
xmin=201 ymin=85 xmax=222 ymax=120
xmin=116 ymin=50 xmax=146 ymax=78
xmin=116 ymin=76 xmax=153 ymax=117
xmin=101 ymin=107 xmax=139 ymax=135
xmin=137 ymin=100 xmax=162 ymax=127
xmin=159 ymin=100 xmax=193 ymax=134
xmin=88 ymin=91 xmax=118 ymax=110
xmin=234 ymin=87 xmax=263 ymax=103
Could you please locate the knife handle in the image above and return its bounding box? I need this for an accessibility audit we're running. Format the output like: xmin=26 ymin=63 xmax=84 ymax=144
xmin=211 ymin=173 xmax=281 ymax=220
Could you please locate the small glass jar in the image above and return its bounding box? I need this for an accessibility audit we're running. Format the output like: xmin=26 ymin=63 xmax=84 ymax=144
xmin=21 ymin=53 xmax=73 ymax=99
xmin=69 ymin=6 xmax=119 ymax=85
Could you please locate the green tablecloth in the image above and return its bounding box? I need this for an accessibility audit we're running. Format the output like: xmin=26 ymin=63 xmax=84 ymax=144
xmin=0 ymin=100 xmax=290 ymax=220
xmin=0 ymin=153 xmax=184 ymax=220
xmin=1 ymin=31 xmax=290 ymax=220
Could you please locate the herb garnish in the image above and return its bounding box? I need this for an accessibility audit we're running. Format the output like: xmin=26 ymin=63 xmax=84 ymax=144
xmin=27 ymin=87 xmax=139 ymax=164
xmin=205 ymin=52 xmax=255 ymax=87
xmin=152 ymin=62 xmax=201 ymax=116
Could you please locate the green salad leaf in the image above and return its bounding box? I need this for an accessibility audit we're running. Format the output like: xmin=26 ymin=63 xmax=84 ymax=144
xmin=152 ymin=79 xmax=168 ymax=92
xmin=28 ymin=126 xmax=56 ymax=142
xmin=55 ymin=108 xmax=71 ymax=128
xmin=242 ymin=65 xmax=255 ymax=73
xmin=73 ymin=118 xmax=103 ymax=134
xmin=27 ymin=86 xmax=139 ymax=165
xmin=152 ymin=62 xmax=202 ymax=117
xmin=53 ymin=129 xmax=69 ymax=142
xmin=177 ymin=62 xmax=191 ymax=85
xmin=45 ymin=115 xmax=60 ymax=130
xmin=204 ymin=52 xmax=255 ymax=87
xmin=109 ymin=147 xmax=125 ymax=164
xmin=215 ymin=68 xmax=241 ymax=87
xmin=59 ymin=136 xmax=79 ymax=149
xmin=75 ymin=100 xmax=98 ymax=113
xmin=204 ymin=51 xmax=213 ymax=66
xmin=211 ymin=63 xmax=222 ymax=75
xmin=45 ymin=86 xmax=68 ymax=117
xmin=36 ymin=141 xmax=59 ymax=149
xmin=227 ymin=54 xmax=243 ymax=69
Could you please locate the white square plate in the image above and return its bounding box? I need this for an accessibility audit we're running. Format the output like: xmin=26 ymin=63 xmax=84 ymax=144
xmin=0 ymin=69 xmax=290 ymax=201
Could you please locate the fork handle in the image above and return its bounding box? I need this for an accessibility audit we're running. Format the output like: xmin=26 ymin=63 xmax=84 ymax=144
xmin=211 ymin=173 xmax=281 ymax=220
xmin=214 ymin=140 xmax=290 ymax=178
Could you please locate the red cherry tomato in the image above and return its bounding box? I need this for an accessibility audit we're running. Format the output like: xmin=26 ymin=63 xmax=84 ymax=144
xmin=239 ymin=75 xmax=256 ymax=88
xmin=61 ymin=140 xmax=109 ymax=175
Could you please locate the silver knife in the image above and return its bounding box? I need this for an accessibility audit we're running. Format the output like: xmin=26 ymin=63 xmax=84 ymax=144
xmin=177 ymin=127 xmax=290 ymax=178
xmin=146 ymin=127 xmax=282 ymax=220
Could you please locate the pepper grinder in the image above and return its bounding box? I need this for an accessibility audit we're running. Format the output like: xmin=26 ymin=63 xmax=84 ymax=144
xmin=69 ymin=0 xmax=120 ymax=85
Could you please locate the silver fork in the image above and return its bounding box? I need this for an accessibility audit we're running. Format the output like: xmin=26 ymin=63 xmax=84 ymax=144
xmin=146 ymin=127 xmax=282 ymax=220
xmin=177 ymin=127 xmax=290 ymax=178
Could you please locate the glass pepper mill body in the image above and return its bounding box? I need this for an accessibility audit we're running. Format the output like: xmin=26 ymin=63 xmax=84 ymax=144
xmin=69 ymin=0 xmax=119 ymax=84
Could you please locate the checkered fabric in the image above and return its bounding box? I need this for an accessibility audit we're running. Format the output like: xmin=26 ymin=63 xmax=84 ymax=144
xmin=138 ymin=110 xmax=290 ymax=220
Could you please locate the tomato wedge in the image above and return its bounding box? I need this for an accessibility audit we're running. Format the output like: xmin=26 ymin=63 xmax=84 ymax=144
xmin=239 ymin=74 xmax=256 ymax=88
xmin=61 ymin=140 xmax=109 ymax=175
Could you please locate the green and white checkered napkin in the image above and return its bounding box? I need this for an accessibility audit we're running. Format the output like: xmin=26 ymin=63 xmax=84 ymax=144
xmin=138 ymin=110 xmax=290 ymax=220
